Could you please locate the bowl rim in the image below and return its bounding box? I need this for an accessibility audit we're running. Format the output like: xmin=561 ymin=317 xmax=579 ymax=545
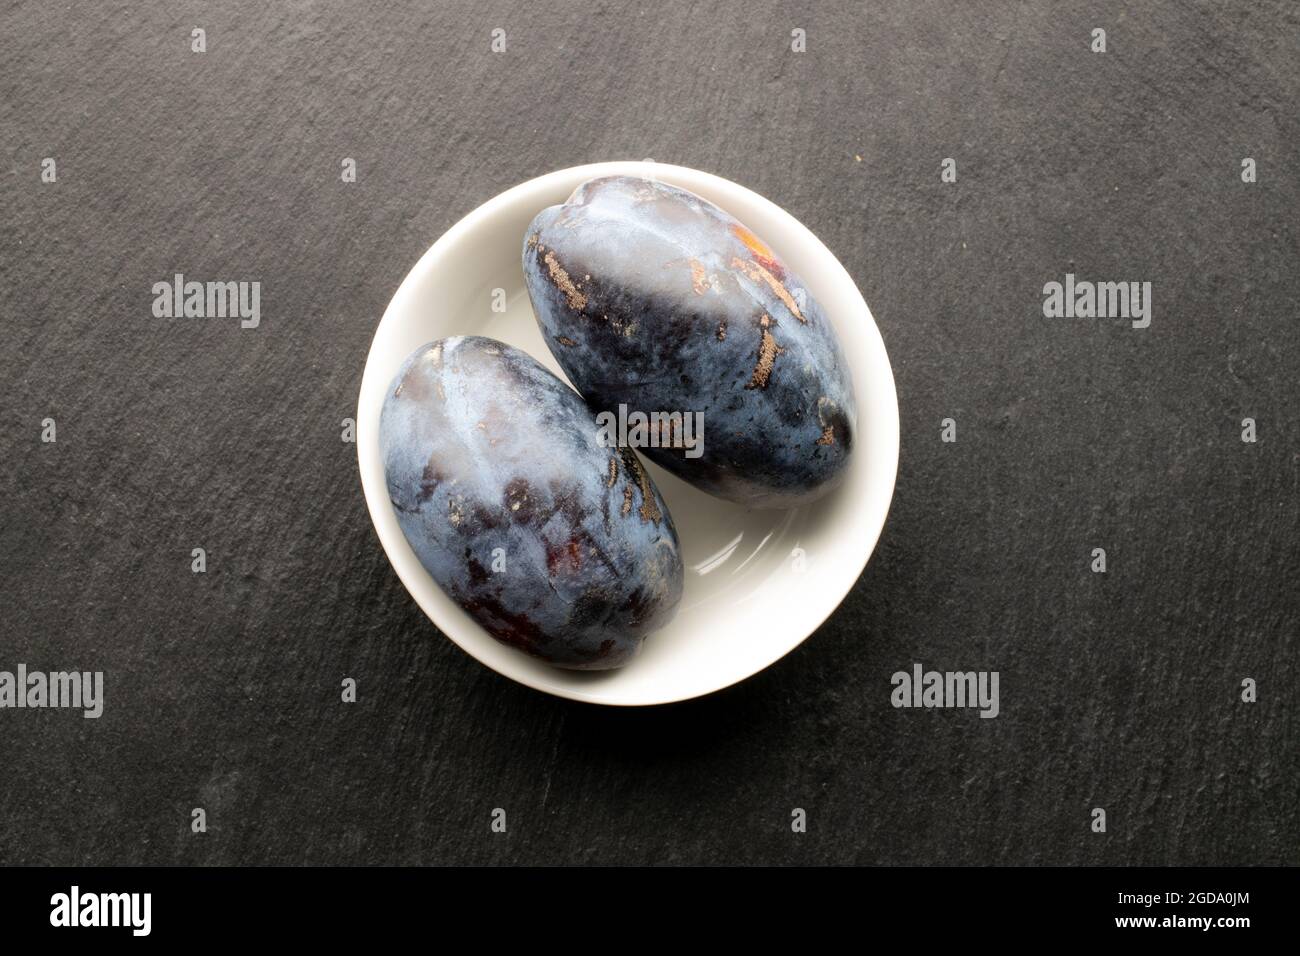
xmin=356 ymin=160 xmax=900 ymax=705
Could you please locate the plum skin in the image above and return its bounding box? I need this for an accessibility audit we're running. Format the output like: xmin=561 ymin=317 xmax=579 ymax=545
xmin=523 ymin=175 xmax=857 ymax=510
xmin=379 ymin=336 xmax=683 ymax=670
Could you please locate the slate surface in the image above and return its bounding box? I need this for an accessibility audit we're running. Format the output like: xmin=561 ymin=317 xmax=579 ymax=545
xmin=1 ymin=0 xmax=1296 ymax=866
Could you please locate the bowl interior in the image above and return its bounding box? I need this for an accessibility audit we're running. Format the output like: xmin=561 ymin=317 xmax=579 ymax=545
xmin=358 ymin=161 xmax=898 ymax=705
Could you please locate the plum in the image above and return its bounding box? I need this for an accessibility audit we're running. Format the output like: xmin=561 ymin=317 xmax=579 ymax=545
xmin=380 ymin=336 xmax=683 ymax=670
xmin=522 ymin=176 xmax=857 ymax=509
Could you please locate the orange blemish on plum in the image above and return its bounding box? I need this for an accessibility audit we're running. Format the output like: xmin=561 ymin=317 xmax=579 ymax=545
xmin=689 ymin=259 xmax=710 ymax=295
xmin=731 ymin=256 xmax=805 ymax=323
xmin=543 ymin=251 xmax=588 ymax=311
xmin=731 ymin=223 xmax=783 ymax=277
xmin=745 ymin=314 xmax=785 ymax=389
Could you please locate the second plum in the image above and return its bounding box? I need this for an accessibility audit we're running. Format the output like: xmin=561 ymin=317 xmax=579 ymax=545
xmin=523 ymin=175 xmax=856 ymax=510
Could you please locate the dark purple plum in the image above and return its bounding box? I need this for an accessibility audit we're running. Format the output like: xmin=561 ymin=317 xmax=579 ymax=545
xmin=379 ymin=336 xmax=683 ymax=670
xmin=522 ymin=175 xmax=856 ymax=509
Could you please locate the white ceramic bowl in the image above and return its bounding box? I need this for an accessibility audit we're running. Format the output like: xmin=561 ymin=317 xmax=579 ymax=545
xmin=357 ymin=161 xmax=898 ymax=705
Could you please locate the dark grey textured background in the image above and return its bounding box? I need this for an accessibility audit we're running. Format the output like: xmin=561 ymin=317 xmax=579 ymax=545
xmin=2 ymin=0 xmax=1296 ymax=866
